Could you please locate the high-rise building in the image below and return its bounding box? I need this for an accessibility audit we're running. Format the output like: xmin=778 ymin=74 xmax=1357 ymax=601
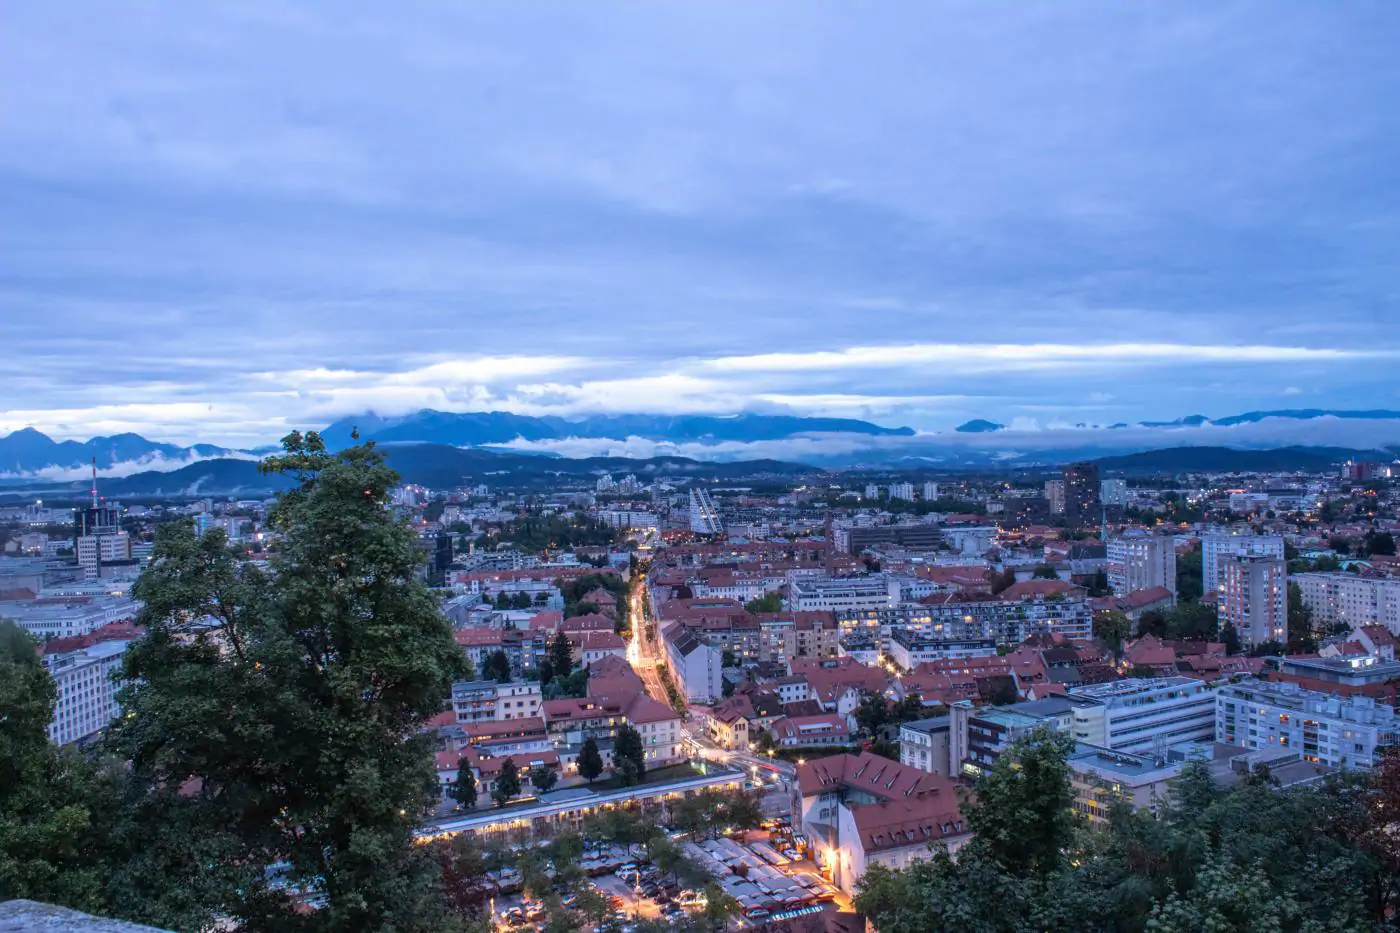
xmin=1106 ymin=533 xmax=1177 ymax=597
xmin=922 ymin=481 xmax=939 ymax=502
xmin=888 ymin=482 xmax=915 ymax=501
xmin=1044 ymin=480 xmax=1066 ymax=515
xmin=1100 ymin=478 xmax=1128 ymax=507
xmin=1218 ymin=555 xmax=1287 ymax=646
xmin=1201 ymin=531 xmax=1285 ymax=596
xmin=863 ymin=484 xmax=880 ymax=500
xmin=689 ymin=488 xmax=724 ymax=535
xmin=1062 ymin=463 xmax=1100 ymax=522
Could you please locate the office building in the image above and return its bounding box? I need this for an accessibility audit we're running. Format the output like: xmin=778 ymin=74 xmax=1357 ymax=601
xmin=43 ymin=639 xmax=130 ymax=745
xmin=1216 ymin=680 xmax=1400 ymax=770
xmin=1218 ymin=555 xmax=1287 ymax=646
xmin=1100 ymin=478 xmax=1128 ymax=507
xmin=1068 ymin=677 xmax=1216 ymax=755
xmin=1201 ymin=531 xmax=1284 ymax=597
xmin=1063 ymin=463 xmax=1101 ymax=522
xmin=840 ymin=524 xmax=943 ymax=555
xmin=950 ymin=698 xmax=1075 ymax=779
xmin=1107 ymin=533 xmax=1177 ymax=597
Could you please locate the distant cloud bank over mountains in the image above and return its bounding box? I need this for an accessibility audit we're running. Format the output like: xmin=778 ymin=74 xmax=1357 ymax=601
xmin=2 ymin=408 xmax=1400 ymax=485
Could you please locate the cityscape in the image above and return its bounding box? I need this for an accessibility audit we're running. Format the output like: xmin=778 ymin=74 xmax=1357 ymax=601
xmin=3 ymin=2 xmax=1400 ymax=932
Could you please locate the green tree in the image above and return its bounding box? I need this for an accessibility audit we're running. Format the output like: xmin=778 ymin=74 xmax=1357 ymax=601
xmin=1032 ymin=564 xmax=1059 ymax=580
xmin=965 ymin=726 xmax=1077 ymax=878
xmin=854 ymin=693 xmax=891 ymax=737
xmin=548 ymin=629 xmax=574 ymax=678
xmin=1364 ymin=531 xmax=1397 ymax=556
xmin=510 ymin=591 xmax=533 ymax=610
xmin=482 ymin=649 xmax=512 ymax=683
xmin=1176 ymin=547 xmax=1203 ymax=602
xmin=492 ymin=758 xmax=521 ymax=807
xmin=614 ymin=724 xmax=646 ymax=783
xmin=744 ymin=591 xmax=783 ymax=614
xmin=577 ymin=737 xmax=604 ymax=783
xmin=1093 ymin=610 xmax=1133 ymax=659
xmin=104 ymin=432 xmax=467 ymax=933
xmin=0 ymin=620 xmax=102 ymax=912
xmin=1287 ymin=582 xmax=1317 ymax=654
xmin=530 ymin=766 xmax=558 ymax=795
xmin=449 ymin=760 xmax=477 ymax=809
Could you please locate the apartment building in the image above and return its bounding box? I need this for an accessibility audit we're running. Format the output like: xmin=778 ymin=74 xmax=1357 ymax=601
xmin=886 ymin=629 xmax=997 ymax=671
xmin=451 ymin=679 xmax=543 ymax=723
xmin=1294 ymin=572 xmax=1400 ymax=635
xmin=1218 ymin=555 xmax=1287 ymax=646
xmin=950 ymin=698 xmax=1075 ymax=778
xmin=899 ymin=715 xmax=951 ymax=776
xmin=662 ymin=623 xmax=723 ymax=704
xmin=1216 ymin=679 xmax=1400 ymax=770
xmin=1068 ymin=677 xmax=1216 ymax=755
xmin=791 ymin=575 xmax=901 ymax=613
xmin=1106 ymin=532 xmax=1177 ymax=597
xmin=1202 ymin=531 xmax=1284 ymax=596
xmin=1 ymin=594 xmax=139 ymax=640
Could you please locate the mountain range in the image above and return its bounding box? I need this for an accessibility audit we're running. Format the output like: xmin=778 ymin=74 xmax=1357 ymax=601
xmin=3 ymin=407 xmax=1400 ymax=482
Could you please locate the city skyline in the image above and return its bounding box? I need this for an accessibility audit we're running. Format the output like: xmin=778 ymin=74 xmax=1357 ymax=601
xmin=3 ymin=2 xmax=1398 ymax=446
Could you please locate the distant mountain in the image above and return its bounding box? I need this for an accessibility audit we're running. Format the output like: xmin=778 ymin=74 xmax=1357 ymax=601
xmin=0 ymin=428 xmax=234 ymax=476
xmin=1092 ymin=445 xmax=1374 ymax=474
xmin=321 ymin=409 xmax=914 ymax=449
xmin=955 ymin=419 xmax=1005 ymax=434
xmin=9 ymin=444 xmax=819 ymax=497
xmin=1209 ymin=409 xmax=1400 ymax=427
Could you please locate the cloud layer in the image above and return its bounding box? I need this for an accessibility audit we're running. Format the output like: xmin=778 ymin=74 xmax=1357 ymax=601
xmin=2 ymin=2 xmax=1397 ymax=445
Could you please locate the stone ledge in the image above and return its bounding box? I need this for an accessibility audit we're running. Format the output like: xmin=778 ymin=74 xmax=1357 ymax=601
xmin=0 ymin=900 xmax=171 ymax=932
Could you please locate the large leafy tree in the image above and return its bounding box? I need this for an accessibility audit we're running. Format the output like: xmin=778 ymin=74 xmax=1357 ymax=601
xmin=614 ymin=724 xmax=646 ymax=784
xmin=105 ymin=431 xmax=467 ymax=933
xmin=492 ymin=759 xmax=521 ymax=807
xmin=449 ymin=760 xmax=477 ymax=809
xmin=577 ymin=737 xmax=604 ymax=783
xmin=548 ymin=630 xmax=574 ymax=678
xmin=0 ymin=620 xmax=102 ymax=911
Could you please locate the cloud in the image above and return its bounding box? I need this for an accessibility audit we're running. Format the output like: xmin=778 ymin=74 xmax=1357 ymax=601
xmin=1282 ymin=386 xmax=1304 ymax=396
xmin=1 ymin=2 xmax=1398 ymax=444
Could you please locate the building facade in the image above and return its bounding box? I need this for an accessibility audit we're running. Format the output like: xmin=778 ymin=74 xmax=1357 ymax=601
xmin=1294 ymin=573 xmax=1400 ymax=635
xmin=1068 ymin=677 xmax=1216 ymax=755
xmin=1218 ymin=555 xmax=1287 ymax=646
xmin=43 ymin=639 xmax=129 ymax=745
xmin=1202 ymin=531 xmax=1285 ymax=597
xmin=1107 ymin=533 xmax=1177 ymax=597
xmin=1216 ymin=679 xmax=1400 ymax=770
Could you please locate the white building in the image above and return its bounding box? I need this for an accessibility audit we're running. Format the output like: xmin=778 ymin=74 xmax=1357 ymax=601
xmin=886 ymin=630 xmax=997 ymax=671
xmin=791 ymin=575 xmax=901 ymax=613
xmin=922 ymin=482 xmax=939 ymax=502
xmin=1216 ymin=679 xmax=1400 ymax=770
xmin=451 ymin=679 xmax=543 ymax=723
xmin=1202 ymin=531 xmax=1284 ymax=597
xmin=888 ymin=483 xmax=915 ymax=502
xmin=1100 ymin=479 xmax=1129 ymax=507
xmin=689 ymin=488 xmax=724 ymax=536
xmin=597 ymin=509 xmax=660 ymax=530
xmin=76 ymin=531 xmax=132 ymax=579
xmin=942 ymin=525 xmax=997 ymax=557
xmin=1107 ymin=532 xmax=1177 ymax=597
xmin=43 ymin=639 xmax=130 ymax=745
xmin=662 ymin=623 xmax=723 ymax=704
xmin=1218 ymin=555 xmax=1287 ymax=646
xmin=863 ymin=484 xmax=880 ymax=501
xmin=1068 ymin=677 xmax=1216 ymax=755
xmin=1228 ymin=492 xmax=1270 ymax=514
xmin=1 ymin=595 xmax=139 ymax=640
xmin=1294 ymin=573 xmax=1400 ymax=635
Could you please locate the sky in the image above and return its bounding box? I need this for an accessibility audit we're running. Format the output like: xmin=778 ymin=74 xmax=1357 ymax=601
xmin=2 ymin=1 xmax=1398 ymax=446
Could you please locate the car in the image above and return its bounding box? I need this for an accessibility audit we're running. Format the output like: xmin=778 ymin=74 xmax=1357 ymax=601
xmin=745 ymin=907 xmax=772 ymax=920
